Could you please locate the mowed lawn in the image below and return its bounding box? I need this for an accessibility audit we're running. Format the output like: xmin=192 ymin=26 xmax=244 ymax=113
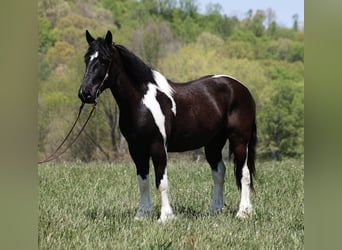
xmin=39 ymin=158 xmax=304 ymax=249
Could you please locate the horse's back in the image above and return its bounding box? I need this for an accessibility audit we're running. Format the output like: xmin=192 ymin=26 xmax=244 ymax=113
xmin=171 ymin=74 xmax=254 ymax=118
xmin=166 ymin=75 xmax=254 ymax=152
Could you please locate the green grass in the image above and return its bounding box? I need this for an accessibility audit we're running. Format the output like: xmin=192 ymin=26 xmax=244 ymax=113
xmin=39 ymin=158 xmax=304 ymax=249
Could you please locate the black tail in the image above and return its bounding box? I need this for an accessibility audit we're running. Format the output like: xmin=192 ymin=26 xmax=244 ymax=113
xmin=229 ymin=119 xmax=257 ymax=191
xmin=248 ymin=121 xmax=257 ymax=191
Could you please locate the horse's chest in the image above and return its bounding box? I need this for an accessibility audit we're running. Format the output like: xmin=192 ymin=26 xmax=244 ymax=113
xmin=119 ymin=108 xmax=167 ymax=144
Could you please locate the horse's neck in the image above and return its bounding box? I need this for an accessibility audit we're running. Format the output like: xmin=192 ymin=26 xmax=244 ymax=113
xmin=109 ymin=46 xmax=150 ymax=114
xmin=109 ymin=71 xmax=145 ymax=114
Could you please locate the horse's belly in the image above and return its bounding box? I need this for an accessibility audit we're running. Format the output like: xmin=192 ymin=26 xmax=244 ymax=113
xmin=166 ymin=129 xmax=217 ymax=152
xmin=167 ymin=141 xmax=203 ymax=152
xmin=166 ymin=111 xmax=225 ymax=152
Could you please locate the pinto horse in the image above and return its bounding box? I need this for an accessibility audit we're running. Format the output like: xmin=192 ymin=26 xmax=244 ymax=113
xmin=78 ymin=30 xmax=257 ymax=223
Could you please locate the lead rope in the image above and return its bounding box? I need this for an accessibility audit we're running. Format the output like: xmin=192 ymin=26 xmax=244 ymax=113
xmin=39 ymin=57 xmax=111 ymax=164
xmin=38 ymin=103 xmax=96 ymax=164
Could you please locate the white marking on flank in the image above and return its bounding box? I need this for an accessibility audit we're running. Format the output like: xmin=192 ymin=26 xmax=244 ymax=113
xmin=158 ymin=169 xmax=175 ymax=223
xmin=212 ymin=74 xmax=241 ymax=83
xmin=152 ymin=70 xmax=176 ymax=115
xmin=90 ymin=51 xmax=99 ymax=61
xmin=236 ymin=146 xmax=253 ymax=218
xmin=135 ymin=175 xmax=153 ymax=220
xmin=210 ymin=160 xmax=226 ymax=211
xmin=142 ymin=83 xmax=167 ymax=143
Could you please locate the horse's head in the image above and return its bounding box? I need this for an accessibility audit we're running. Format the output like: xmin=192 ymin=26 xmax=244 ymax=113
xmin=78 ymin=30 xmax=113 ymax=104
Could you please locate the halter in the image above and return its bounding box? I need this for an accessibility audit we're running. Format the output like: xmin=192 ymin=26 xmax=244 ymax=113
xmin=95 ymin=59 xmax=112 ymax=103
xmin=38 ymin=60 xmax=112 ymax=164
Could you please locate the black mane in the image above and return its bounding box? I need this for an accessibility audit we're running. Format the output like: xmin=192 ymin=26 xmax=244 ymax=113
xmin=115 ymin=45 xmax=155 ymax=85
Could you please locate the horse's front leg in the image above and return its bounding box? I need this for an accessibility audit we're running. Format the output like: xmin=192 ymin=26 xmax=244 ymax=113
xmin=151 ymin=143 xmax=175 ymax=223
xmin=128 ymin=145 xmax=153 ymax=220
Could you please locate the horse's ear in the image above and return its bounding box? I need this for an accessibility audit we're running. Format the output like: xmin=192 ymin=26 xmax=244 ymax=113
xmin=86 ymin=30 xmax=95 ymax=45
xmin=105 ymin=30 xmax=113 ymax=45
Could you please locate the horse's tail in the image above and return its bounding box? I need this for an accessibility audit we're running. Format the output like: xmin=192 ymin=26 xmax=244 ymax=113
xmin=248 ymin=120 xmax=257 ymax=191
xmin=228 ymin=118 xmax=257 ymax=191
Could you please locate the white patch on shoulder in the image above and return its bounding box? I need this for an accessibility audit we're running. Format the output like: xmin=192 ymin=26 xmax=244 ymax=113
xmin=142 ymin=83 xmax=167 ymax=142
xmin=152 ymin=70 xmax=176 ymax=115
xmin=90 ymin=51 xmax=99 ymax=61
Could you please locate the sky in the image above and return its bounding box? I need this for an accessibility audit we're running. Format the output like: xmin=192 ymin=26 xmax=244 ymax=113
xmin=198 ymin=0 xmax=304 ymax=28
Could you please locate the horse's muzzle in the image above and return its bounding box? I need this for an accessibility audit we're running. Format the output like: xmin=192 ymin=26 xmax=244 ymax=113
xmin=78 ymin=88 xmax=96 ymax=104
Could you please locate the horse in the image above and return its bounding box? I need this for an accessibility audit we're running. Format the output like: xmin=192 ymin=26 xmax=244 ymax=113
xmin=78 ymin=30 xmax=257 ymax=223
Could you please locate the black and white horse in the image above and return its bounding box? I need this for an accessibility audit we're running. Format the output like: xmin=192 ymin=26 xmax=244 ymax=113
xmin=78 ymin=31 xmax=257 ymax=222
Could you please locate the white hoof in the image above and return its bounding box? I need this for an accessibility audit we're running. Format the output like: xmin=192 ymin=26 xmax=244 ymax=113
xmin=158 ymin=211 xmax=175 ymax=223
xmin=236 ymin=206 xmax=253 ymax=219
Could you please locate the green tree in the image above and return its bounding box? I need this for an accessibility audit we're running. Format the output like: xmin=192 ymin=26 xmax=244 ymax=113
xmin=250 ymin=10 xmax=266 ymax=37
xmin=265 ymin=8 xmax=276 ymax=28
xmin=196 ymin=32 xmax=223 ymax=48
xmin=230 ymin=30 xmax=257 ymax=44
xmin=38 ymin=0 xmax=71 ymax=25
xmin=131 ymin=20 xmax=175 ymax=67
xmin=266 ymin=38 xmax=292 ymax=61
xmin=222 ymin=40 xmax=255 ymax=59
xmin=290 ymin=42 xmax=304 ymax=62
xmin=266 ymin=21 xmax=278 ymax=37
xmin=258 ymin=81 xmax=304 ymax=160
xmin=205 ymin=3 xmax=223 ymax=15
xmin=198 ymin=9 xmax=235 ymax=39
xmin=179 ymin=0 xmax=198 ymax=17
xmin=46 ymin=41 xmax=76 ymax=69
xmin=38 ymin=17 xmax=59 ymax=54
xmin=292 ymin=14 xmax=299 ymax=31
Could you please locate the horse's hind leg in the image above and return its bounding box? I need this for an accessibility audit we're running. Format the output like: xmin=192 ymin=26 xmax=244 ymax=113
xmin=205 ymin=134 xmax=227 ymax=212
xmin=229 ymin=137 xmax=253 ymax=218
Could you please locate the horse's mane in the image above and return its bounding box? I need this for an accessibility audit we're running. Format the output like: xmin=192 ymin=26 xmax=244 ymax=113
xmin=115 ymin=45 xmax=155 ymax=85
xmin=86 ymin=39 xmax=156 ymax=85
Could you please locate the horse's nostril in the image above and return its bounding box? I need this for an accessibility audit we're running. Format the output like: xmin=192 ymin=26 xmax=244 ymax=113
xmin=78 ymin=89 xmax=86 ymax=101
xmin=78 ymin=88 xmax=93 ymax=103
xmin=78 ymin=88 xmax=95 ymax=103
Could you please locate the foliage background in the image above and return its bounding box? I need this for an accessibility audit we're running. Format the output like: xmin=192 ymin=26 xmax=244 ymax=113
xmin=38 ymin=0 xmax=304 ymax=163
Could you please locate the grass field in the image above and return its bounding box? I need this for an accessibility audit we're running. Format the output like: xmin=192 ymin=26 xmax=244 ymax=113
xmin=38 ymin=158 xmax=304 ymax=249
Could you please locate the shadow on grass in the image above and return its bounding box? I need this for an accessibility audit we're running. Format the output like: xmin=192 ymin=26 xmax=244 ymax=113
xmin=84 ymin=203 xmax=239 ymax=222
xmin=84 ymin=207 xmax=137 ymax=222
xmin=174 ymin=204 xmax=238 ymax=219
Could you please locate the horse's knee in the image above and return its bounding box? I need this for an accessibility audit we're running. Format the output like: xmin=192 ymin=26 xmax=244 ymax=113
xmin=150 ymin=143 xmax=168 ymax=189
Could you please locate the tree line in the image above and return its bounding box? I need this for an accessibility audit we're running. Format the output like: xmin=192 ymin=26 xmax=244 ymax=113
xmin=38 ymin=0 xmax=304 ymax=162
